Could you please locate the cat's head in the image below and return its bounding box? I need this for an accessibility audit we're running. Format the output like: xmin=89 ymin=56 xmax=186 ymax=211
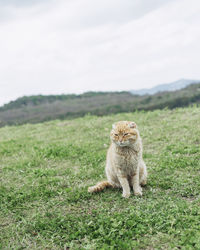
xmin=110 ymin=121 xmax=138 ymax=147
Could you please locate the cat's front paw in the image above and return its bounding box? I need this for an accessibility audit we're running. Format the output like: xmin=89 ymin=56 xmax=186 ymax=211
xmin=122 ymin=192 xmax=130 ymax=198
xmin=134 ymin=187 xmax=143 ymax=196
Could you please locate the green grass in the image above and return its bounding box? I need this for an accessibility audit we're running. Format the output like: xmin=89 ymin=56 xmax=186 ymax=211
xmin=0 ymin=106 xmax=200 ymax=249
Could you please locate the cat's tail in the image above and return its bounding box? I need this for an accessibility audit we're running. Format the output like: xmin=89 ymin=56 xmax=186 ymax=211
xmin=88 ymin=181 xmax=113 ymax=193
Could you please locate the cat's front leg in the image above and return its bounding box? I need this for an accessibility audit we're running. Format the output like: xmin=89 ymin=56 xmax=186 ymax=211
xmin=132 ymin=169 xmax=142 ymax=196
xmin=117 ymin=174 xmax=130 ymax=198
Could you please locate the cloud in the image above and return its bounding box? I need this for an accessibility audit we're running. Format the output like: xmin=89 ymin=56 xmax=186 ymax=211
xmin=0 ymin=0 xmax=200 ymax=105
xmin=0 ymin=0 xmax=51 ymax=7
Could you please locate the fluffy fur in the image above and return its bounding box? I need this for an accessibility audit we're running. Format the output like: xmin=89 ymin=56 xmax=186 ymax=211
xmin=88 ymin=121 xmax=147 ymax=198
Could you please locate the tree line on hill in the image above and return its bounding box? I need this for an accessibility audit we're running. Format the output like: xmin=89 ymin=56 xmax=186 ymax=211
xmin=0 ymin=83 xmax=199 ymax=127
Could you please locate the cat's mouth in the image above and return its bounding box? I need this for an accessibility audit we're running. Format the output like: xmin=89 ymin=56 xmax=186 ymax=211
xmin=117 ymin=142 xmax=128 ymax=147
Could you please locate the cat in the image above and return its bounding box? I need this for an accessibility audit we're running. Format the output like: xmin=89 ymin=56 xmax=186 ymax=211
xmin=88 ymin=121 xmax=147 ymax=198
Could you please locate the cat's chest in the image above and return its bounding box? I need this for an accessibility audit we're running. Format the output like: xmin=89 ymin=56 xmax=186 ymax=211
xmin=115 ymin=151 xmax=138 ymax=171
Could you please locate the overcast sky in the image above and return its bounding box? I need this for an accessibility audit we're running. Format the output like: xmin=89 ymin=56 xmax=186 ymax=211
xmin=0 ymin=0 xmax=200 ymax=106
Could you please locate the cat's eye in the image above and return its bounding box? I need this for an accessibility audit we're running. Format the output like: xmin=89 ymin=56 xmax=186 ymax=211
xmin=124 ymin=133 xmax=129 ymax=136
xmin=114 ymin=134 xmax=118 ymax=136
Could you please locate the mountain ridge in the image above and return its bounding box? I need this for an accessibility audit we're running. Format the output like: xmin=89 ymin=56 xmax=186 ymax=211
xmin=130 ymin=79 xmax=199 ymax=95
xmin=0 ymin=82 xmax=199 ymax=127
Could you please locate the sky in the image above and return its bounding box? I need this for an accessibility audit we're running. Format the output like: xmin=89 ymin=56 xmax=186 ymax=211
xmin=0 ymin=0 xmax=200 ymax=106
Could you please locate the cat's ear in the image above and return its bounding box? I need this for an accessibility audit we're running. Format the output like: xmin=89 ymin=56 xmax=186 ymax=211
xmin=129 ymin=122 xmax=137 ymax=128
xmin=112 ymin=123 xmax=116 ymax=129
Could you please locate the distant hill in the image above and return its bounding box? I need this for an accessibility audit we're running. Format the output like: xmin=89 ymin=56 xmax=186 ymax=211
xmin=0 ymin=83 xmax=200 ymax=127
xmin=130 ymin=79 xmax=199 ymax=95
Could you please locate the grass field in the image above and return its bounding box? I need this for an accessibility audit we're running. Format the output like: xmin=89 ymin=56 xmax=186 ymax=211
xmin=0 ymin=106 xmax=200 ymax=249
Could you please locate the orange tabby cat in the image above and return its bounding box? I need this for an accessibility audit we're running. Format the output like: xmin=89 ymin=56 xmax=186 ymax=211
xmin=88 ymin=121 xmax=147 ymax=198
